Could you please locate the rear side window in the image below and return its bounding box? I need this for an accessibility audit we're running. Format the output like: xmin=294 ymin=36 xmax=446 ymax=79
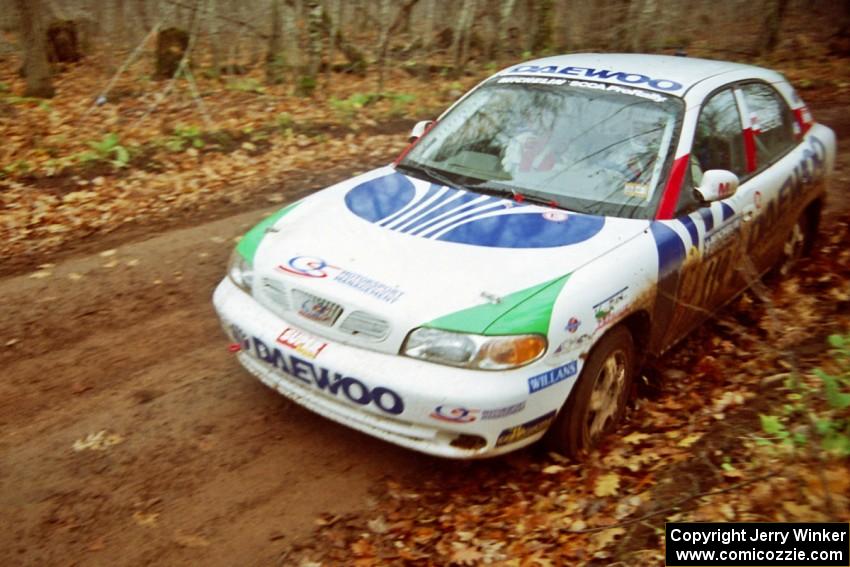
xmin=692 ymin=89 xmax=747 ymax=180
xmin=740 ymin=83 xmax=796 ymax=167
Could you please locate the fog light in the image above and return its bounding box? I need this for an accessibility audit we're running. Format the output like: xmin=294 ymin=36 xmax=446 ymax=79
xmin=450 ymin=434 xmax=487 ymax=450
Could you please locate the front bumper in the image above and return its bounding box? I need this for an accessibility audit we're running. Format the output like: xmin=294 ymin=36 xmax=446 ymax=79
xmin=213 ymin=277 xmax=566 ymax=458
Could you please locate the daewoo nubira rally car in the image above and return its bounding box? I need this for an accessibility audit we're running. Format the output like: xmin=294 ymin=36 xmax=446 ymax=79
xmin=214 ymin=53 xmax=836 ymax=458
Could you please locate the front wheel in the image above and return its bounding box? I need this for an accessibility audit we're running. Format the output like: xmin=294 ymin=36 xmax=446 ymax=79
xmin=544 ymin=326 xmax=635 ymax=457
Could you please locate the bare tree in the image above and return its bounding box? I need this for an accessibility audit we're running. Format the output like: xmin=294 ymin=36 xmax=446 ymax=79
xmin=297 ymin=0 xmax=323 ymax=95
xmin=376 ymin=0 xmax=391 ymax=92
xmin=758 ymin=0 xmax=789 ymax=54
xmin=266 ymin=0 xmax=284 ymax=84
xmin=495 ymin=0 xmax=517 ymax=61
xmin=451 ymin=0 xmax=476 ymax=72
xmin=15 ymin=0 xmax=54 ymax=98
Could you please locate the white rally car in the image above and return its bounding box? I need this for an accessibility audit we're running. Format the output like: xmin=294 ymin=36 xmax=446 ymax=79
xmin=214 ymin=54 xmax=836 ymax=458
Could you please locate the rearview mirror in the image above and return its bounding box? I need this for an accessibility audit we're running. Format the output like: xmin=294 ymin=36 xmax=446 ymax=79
xmin=695 ymin=169 xmax=739 ymax=202
xmin=409 ymin=120 xmax=433 ymax=143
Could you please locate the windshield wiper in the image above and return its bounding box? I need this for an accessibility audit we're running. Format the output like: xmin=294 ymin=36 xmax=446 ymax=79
xmin=396 ymin=161 xmax=465 ymax=190
xmin=472 ymin=182 xmax=568 ymax=210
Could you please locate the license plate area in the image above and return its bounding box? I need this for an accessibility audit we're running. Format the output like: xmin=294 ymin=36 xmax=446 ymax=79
xmin=292 ymin=289 xmax=343 ymax=326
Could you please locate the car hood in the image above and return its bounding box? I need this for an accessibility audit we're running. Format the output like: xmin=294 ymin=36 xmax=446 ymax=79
xmin=248 ymin=167 xmax=649 ymax=352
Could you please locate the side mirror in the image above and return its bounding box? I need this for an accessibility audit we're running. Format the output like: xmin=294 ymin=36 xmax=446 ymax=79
xmin=695 ymin=169 xmax=739 ymax=202
xmin=409 ymin=120 xmax=433 ymax=143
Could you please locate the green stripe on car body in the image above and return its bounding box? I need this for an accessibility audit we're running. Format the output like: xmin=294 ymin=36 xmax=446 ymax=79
xmin=235 ymin=201 xmax=301 ymax=265
xmin=425 ymin=274 xmax=571 ymax=336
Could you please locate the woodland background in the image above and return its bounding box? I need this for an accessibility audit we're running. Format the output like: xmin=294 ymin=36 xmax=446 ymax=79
xmin=1 ymin=0 xmax=849 ymax=266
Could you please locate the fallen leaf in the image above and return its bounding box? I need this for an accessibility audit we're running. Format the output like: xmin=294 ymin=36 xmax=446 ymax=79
xmin=132 ymin=511 xmax=159 ymax=527
xmin=592 ymin=527 xmax=625 ymax=550
xmin=351 ymin=538 xmax=374 ymax=557
xmin=450 ymin=544 xmax=484 ymax=565
xmin=622 ymin=431 xmax=650 ymax=445
xmin=594 ymin=473 xmax=621 ymax=497
xmin=677 ymin=433 xmax=703 ymax=448
xmin=367 ymin=516 xmax=389 ymax=534
xmin=29 ymin=270 xmax=52 ymax=279
xmin=99 ymin=249 xmax=117 ymax=257
xmin=126 ymin=258 xmax=140 ymax=267
xmin=72 ymin=430 xmax=124 ymax=451
xmin=173 ymin=533 xmax=211 ymax=548
xmin=68 ymin=272 xmax=84 ymax=281
xmin=542 ymin=464 xmax=566 ymax=474
xmin=102 ymin=260 xmax=118 ymax=268
xmin=5 ymin=338 xmax=19 ymax=347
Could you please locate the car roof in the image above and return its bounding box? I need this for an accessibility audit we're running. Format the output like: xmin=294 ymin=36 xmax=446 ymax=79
xmin=496 ymin=53 xmax=771 ymax=95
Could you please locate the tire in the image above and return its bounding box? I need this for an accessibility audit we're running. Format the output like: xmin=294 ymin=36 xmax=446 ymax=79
xmin=544 ymin=326 xmax=636 ymax=457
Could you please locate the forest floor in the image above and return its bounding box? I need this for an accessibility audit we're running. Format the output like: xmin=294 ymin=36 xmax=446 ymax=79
xmin=1 ymin=48 xmax=850 ymax=565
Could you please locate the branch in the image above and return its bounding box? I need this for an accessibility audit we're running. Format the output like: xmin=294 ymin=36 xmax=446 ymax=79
xmin=161 ymin=0 xmax=269 ymax=39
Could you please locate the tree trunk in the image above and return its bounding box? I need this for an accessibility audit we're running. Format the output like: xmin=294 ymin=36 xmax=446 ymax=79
xmin=532 ymin=0 xmax=553 ymax=53
xmin=266 ymin=0 xmax=284 ymax=84
xmin=15 ymin=0 xmax=55 ymax=98
xmin=452 ymin=0 xmax=475 ymax=73
xmin=208 ymin=0 xmax=223 ymax=76
xmin=758 ymin=0 xmax=789 ymax=55
xmin=629 ymin=0 xmax=659 ymax=52
xmin=376 ymin=0 xmax=391 ymax=92
xmin=495 ymin=0 xmax=517 ymax=61
xmin=297 ymin=0 xmax=323 ymax=96
xmin=155 ymin=27 xmax=190 ymax=78
xmin=47 ymin=20 xmax=82 ymax=63
xmin=422 ymin=0 xmax=436 ymax=51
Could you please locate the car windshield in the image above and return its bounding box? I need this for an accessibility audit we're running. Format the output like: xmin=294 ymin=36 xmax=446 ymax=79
xmin=399 ymin=77 xmax=685 ymax=219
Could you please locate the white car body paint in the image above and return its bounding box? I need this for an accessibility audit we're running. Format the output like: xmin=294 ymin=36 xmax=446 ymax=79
xmin=213 ymin=54 xmax=836 ymax=458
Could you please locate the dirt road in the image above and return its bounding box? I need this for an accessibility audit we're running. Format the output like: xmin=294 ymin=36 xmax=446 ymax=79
xmin=0 ymin=208 xmax=448 ymax=566
xmin=2 ymin=105 xmax=847 ymax=567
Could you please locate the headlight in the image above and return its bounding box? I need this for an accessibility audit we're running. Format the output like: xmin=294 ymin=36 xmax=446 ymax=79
xmin=402 ymin=328 xmax=546 ymax=370
xmin=227 ymin=250 xmax=254 ymax=293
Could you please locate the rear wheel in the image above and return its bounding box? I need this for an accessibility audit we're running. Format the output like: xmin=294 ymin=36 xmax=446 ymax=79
xmin=544 ymin=326 xmax=635 ymax=457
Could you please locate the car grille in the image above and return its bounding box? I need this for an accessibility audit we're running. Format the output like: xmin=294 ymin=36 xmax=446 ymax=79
xmin=339 ymin=311 xmax=390 ymax=340
xmin=256 ymin=276 xmax=390 ymax=340
xmin=258 ymin=277 xmax=291 ymax=316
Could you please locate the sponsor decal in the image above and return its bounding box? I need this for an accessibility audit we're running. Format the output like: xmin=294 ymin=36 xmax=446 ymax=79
xmin=754 ymin=190 xmax=763 ymax=210
xmin=345 ymin=173 xmax=605 ymax=249
xmin=482 ymin=401 xmax=526 ymax=420
xmin=277 ymin=255 xmax=404 ymax=304
xmin=431 ymin=405 xmax=479 ymax=423
xmin=528 ymin=361 xmax=578 ymax=393
xmin=542 ymin=210 xmax=568 ymax=222
xmin=498 ymin=76 xmax=566 ymax=86
xmin=430 ymin=402 xmax=527 ymax=423
xmin=506 ymin=65 xmax=683 ymax=92
xmin=295 ymin=292 xmax=342 ymax=325
xmin=279 ymin=256 xmax=336 ymax=278
xmin=276 ymin=327 xmax=327 ymax=359
xmin=566 ymin=317 xmax=581 ymax=333
xmin=568 ymin=79 xmax=669 ymax=103
xmin=554 ymin=333 xmax=593 ymax=356
xmin=496 ymin=411 xmax=557 ymax=447
xmin=703 ymin=217 xmax=741 ymax=258
xmin=593 ymin=286 xmax=628 ymax=329
xmin=624 ymin=182 xmax=650 ymax=199
xmin=239 ymin=330 xmax=404 ymax=415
